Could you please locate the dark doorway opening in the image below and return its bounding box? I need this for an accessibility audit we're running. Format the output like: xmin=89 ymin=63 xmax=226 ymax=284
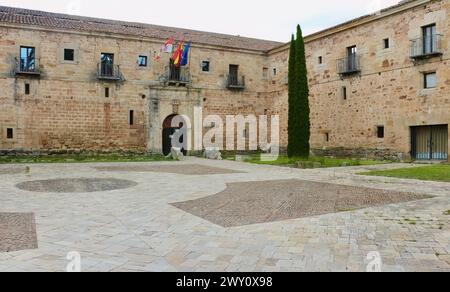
xmin=162 ymin=114 xmax=187 ymax=156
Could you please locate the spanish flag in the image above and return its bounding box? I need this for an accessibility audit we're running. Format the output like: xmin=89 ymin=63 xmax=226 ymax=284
xmin=172 ymin=40 xmax=184 ymax=67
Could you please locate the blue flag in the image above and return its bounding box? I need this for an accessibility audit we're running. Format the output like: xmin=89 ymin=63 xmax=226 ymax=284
xmin=180 ymin=42 xmax=191 ymax=66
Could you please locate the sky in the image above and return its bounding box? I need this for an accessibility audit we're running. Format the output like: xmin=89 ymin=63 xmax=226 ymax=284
xmin=0 ymin=0 xmax=400 ymax=42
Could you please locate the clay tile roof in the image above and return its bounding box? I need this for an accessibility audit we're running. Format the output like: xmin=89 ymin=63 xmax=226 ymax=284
xmin=0 ymin=6 xmax=282 ymax=52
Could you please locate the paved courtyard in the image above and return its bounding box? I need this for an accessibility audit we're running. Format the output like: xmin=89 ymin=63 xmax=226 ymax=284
xmin=0 ymin=158 xmax=449 ymax=272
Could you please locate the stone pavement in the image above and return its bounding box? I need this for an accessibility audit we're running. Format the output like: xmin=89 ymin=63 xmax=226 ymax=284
xmin=0 ymin=158 xmax=449 ymax=272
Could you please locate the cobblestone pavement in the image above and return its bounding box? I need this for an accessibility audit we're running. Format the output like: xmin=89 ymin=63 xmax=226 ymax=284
xmin=0 ymin=159 xmax=449 ymax=272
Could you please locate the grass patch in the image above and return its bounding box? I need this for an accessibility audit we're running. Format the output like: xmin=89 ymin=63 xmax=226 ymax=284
xmin=360 ymin=165 xmax=450 ymax=183
xmin=229 ymin=153 xmax=387 ymax=168
xmin=0 ymin=153 xmax=171 ymax=164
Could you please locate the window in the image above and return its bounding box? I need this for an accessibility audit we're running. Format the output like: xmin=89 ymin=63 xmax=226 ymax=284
xmin=347 ymin=46 xmax=357 ymax=56
xmin=20 ymin=46 xmax=36 ymax=72
xmin=64 ymin=49 xmax=75 ymax=61
xmin=25 ymin=83 xmax=30 ymax=95
xmin=383 ymin=38 xmax=390 ymax=49
xmin=6 ymin=128 xmax=13 ymax=139
xmin=105 ymin=87 xmax=110 ymax=98
xmin=273 ymin=68 xmax=277 ymax=76
xmin=342 ymin=86 xmax=347 ymax=100
xmin=325 ymin=132 xmax=330 ymax=142
xmin=346 ymin=46 xmax=357 ymax=71
xmin=424 ymin=72 xmax=437 ymax=89
xmin=263 ymin=67 xmax=269 ymax=79
xmin=129 ymin=110 xmax=134 ymax=126
xmin=423 ymin=24 xmax=437 ymax=54
xmin=138 ymin=55 xmax=148 ymax=67
xmin=100 ymin=53 xmax=114 ymax=76
xmin=318 ymin=56 xmax=323 ymax=64
xmin=377 ymin=126 xmax=385 ymax=139
xmin=201 ymin=61 xmax=210 ymax=72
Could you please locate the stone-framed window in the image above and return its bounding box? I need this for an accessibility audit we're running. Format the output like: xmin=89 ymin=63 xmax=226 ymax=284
xmin=6 ymin=128 xmax=13 ymax=139
xmin=201 ymin=60 xmax=210 ymax=72
xmin=25 ymin=83 xmax=30 ymax=95
xmin=262 ymin=67 xmax=269 ymax=79
xmin=424 ymin=72 xmax=437 ymax=89
xmin=342 ymin=86 xmax=347 ymax=100
xmin=138 ymin=55 xmax=148 ymax=67
xmin=64 ymin=49 xmax=75 ymax=61
xmin=60 ymin=45 xmax=79 ymax=64
xmin=129 ymin=110 xmax=134 ymax=126
xmin=377 ymin=126 xmax=385 ymax=139
xmin=383 ymin=38 xmax=390 ymax=49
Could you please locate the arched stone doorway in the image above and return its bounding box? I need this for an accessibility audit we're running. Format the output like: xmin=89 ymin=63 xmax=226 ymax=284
xmin=162 ymin=114 xmax=187 ymax=156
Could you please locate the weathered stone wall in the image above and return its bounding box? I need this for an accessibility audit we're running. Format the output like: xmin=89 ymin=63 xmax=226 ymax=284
xmin=0 ymin=25 xmax=272 ymax=153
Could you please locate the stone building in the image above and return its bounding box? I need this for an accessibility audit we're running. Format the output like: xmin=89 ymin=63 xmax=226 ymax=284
xmin=271 ymin=0 xmax=449 ymax=161
xmin=0 ymin=5 xmax=280 ymax=155
xmin=0 ymin=0 xmax=449 ymax=161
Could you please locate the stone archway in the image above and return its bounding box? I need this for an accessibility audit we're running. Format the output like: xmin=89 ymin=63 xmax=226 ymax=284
xmin=162 ymin=114 xmax=187 ymax=156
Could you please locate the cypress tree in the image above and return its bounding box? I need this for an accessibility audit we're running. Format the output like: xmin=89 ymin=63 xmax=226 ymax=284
xmin=287 ymin=34 xmax=298 ymax=157
xmin=288 ymin=25 xmax=310 ymax=158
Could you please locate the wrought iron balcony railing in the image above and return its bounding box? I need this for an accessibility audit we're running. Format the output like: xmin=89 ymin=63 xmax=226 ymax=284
xmin=227 ymin=74 xmax=245 ymax=89
xmin=97 ymin=63 xmax=122 ymax=81
xmin=166 ymin=66 xmax=191 ymax=86
xmin=410 ymin=34 xmax=443 ymax=59
xmin=14 ymin=60 xmax=40 ymax=76
xmin=336 ymin=55 xmax=361 ymax=76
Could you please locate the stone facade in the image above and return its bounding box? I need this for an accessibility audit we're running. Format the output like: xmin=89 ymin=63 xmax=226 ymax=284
xmin=0 ymin=10 xmax=275 ymax=154
xmin=0 ymin=0 xmax=449 ymax=160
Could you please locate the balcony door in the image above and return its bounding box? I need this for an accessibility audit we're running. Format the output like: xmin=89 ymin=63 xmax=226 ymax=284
xmin=423 ymin=24 xmax=437 ymax=55
xmin=169 ymin=58 xmax=181 ymax=81
xmin=101 ymin=53 xmax=114 ymax=77
xmin=20 ymin=46 xmax=36 ymax=72
xmin=229 ymin=65 xmax=239 ymax=85
xmin=347 ymin=46 xmax=357 ymax=72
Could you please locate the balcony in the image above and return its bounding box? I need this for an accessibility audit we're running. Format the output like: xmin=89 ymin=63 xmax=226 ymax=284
xmin=166 ymin=66 xmax=191 ymax=86
xmin=337 ymin=55 xmax=361 ymax=76
xmin=410 ymin=34 xmax=443 ymax=59
xmin=226 ymin=74 xmax=245 ymax=90
xmin=97 ymin=63 xmax=123 ymax=81
xmin=14 ymin=61 xmax=40 ymax=76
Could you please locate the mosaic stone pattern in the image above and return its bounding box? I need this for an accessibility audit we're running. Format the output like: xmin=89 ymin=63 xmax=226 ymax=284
xmin=172 ymin=179 xmax=433 ymax=227
xmin=0 ymin=213 xmax=38 ymax=253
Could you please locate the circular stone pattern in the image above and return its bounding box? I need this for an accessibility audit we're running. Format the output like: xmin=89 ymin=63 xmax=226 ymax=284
xmin=16 ymin=178 xmax=138 ymax=193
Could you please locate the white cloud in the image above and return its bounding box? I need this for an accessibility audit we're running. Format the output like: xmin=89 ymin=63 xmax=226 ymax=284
xmin=0 ymin=0 xmax=400 ymax=41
